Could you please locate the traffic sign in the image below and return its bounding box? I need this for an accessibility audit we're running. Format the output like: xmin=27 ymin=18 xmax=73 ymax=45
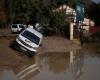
xmin=76 ymin=3 xmax=84 ymax=22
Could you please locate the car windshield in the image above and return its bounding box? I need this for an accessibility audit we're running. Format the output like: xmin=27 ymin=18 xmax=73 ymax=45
xmin=21 ymin=30 xmax=40 ymax=45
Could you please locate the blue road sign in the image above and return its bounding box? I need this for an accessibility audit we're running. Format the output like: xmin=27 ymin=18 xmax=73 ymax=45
xmin=76 ymin=3 xmax=84 ymax=22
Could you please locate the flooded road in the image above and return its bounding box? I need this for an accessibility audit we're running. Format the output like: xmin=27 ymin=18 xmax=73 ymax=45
xmin=0 ymin=34 xmax=100 ymax=80
xmin=0 ymin=50 xmax=100 ymax=80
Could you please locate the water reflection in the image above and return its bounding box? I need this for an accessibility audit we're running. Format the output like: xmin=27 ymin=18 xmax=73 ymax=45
xmin=0 ymin=56 xmax=41 ymax=80
xmin=69 ymin=50 xmax=84 ymax=80
xmin=33 ymin=51 xmax=83 ymax=80
xmin=46 ymin=53 xmax=70 ymax=73
xmin=0 ymin=50 xmax=100 ymax=80
xmin=0 ymin=69 xmax=18 ymax=80
xmin=13 ymin=57 xmax=40 ymax=80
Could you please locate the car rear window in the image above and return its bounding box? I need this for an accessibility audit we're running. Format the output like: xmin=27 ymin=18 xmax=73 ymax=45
xmin=12 ymin=25 xmax=17 ymax=28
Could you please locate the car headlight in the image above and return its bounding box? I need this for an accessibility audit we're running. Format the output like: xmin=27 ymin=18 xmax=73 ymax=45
xmin=17 ymin=37 xmax=33 ymax=48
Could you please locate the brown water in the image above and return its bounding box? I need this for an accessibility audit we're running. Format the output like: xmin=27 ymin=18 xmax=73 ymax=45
xmin=0 ymin=50 xmax=100 ymax=80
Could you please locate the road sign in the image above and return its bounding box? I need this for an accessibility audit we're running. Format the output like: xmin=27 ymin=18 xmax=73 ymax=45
xmin=76 ymin=3 xmax=84 ymax=22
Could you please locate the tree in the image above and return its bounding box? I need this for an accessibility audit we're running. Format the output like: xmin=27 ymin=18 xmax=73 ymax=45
xmin=0 ymin=0 xmax=7 ymax=28
xmin=4 ymin=0 xmax=43 ymax=24
xmin=12 ymin=0 xmax=31 ymax=23
xmin=3 ymin=0 xmax=70 ymax=35
xmin=49 ymin=10 xmax=69 ymax=35
xmin=4 ymin=0 xmax=13 ymax=25
xmin=86 ymin=2 xmax=100 ymax=26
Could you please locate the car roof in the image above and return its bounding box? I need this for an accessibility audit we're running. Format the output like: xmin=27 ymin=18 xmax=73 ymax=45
xmin=25 ymin=27 xmax=43 ymax=38
xmin=12 ymin=24 xmax=26 ymax=26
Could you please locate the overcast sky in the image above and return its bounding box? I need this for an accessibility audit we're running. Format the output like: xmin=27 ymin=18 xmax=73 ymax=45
xmin=92 ymin=0 xmax=100 ymax=3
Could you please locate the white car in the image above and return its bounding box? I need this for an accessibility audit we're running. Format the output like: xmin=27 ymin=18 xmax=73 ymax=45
xmin=15 ymin=27 xmax=43 ymax=56
xmin=11 ymin=24 xmax=27 ymax=33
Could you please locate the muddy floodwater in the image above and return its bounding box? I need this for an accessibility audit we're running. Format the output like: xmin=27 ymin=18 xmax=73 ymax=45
xmin=0 ymin=50 xmax=100 ymax=80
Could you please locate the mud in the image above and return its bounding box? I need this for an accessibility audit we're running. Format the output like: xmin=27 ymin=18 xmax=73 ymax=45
xmin=0 ymin=29 xmax=100 ymax=80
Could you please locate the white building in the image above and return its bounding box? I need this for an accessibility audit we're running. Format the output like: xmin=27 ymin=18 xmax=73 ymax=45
xmin=54 ymin=5 xmax=95 ymax=31
xmin=54 ymin=5 xmax=95 ymax=40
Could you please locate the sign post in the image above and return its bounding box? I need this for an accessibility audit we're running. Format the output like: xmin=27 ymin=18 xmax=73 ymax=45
xmin=76 ymin=2 xmax=85 ymax=45
xmin=76 ymin=3 xmax=84 ymax=22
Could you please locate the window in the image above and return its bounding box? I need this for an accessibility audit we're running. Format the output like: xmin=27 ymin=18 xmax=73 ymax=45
xmin=19 ymin=25 xmax=25 ymax=28
xmin=12 ymin=25 xmax=17 ymax=28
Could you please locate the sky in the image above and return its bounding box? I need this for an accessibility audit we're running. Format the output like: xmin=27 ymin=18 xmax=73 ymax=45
xmin=92 ymin=0 xmax=100 ymax=3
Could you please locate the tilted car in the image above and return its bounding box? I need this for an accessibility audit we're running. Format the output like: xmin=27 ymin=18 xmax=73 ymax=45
xmin=15 ymin=27 xmax=43 ymax=56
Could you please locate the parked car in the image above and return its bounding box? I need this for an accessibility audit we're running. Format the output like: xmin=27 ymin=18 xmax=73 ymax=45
xmin=15 ymin=27 xmax=43 ymax=56
xmin=11 ymin=24 xmax=27 ymax=33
